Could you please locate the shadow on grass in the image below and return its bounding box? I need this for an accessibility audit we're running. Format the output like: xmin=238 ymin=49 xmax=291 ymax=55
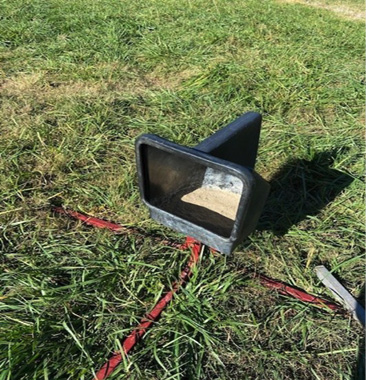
xmin=257 ymin=150 xmax=364 ymax=380
xmin=257 ymin=150 xmax=354 ymax=235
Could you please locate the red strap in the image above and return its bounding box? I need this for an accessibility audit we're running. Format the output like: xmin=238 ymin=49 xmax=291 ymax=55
xmin=53 ymin=207 xmax=201 ymax=379
xmin=52 ymin=207 xmax=181 ymax=248
xmin=256 ymin=274 xmax=341 ymax=311
xmin=93 ymin=237 xmax=202 ymax=380
xmin=53 ymin=207 xmax=127 ymax=232
xmin=53 ymin=207 xmax=342 ymax=379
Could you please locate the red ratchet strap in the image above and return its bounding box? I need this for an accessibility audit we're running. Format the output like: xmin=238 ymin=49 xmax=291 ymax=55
xmin=53 ymin=207 xmax=342 ymax=379
xmin=256 ymin=274 xmax=341 ymax=311
xmin=52 ymin=207 xmax=181 ymax=248
xmin=53 ymin=206 xmax=128 ymax=232
xmin=52 ymin=207 xmax=201 ymax=380
xmin=93 ymin=237 xmax=201 ymax=380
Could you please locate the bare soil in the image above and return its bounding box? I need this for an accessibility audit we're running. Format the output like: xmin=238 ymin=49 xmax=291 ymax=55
xmin=181 ymin=187 xmax=241 ymax=221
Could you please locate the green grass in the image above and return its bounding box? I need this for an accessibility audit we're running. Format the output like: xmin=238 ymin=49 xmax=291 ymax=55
xmin=0 ymin=0 xmax=364 ymax=379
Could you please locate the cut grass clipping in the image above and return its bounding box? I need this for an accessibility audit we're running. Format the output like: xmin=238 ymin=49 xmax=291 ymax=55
xmin=0 ymin=0 xmax=364 ymax=379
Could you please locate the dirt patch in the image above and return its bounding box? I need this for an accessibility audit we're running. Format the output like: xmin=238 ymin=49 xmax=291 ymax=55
xmin=181 ymin=187 xmax=241 ymax=221
xmin=0 ymin=74 xmax=105 ymax=99
xmin=0 ymin=73 xmax=43 ymax=96
xmin=277 ymin=0 xmax=365 ymax=22
xmin=156 ymin=186 xmax=241 ymax=237
xmin=0 ymin=67 xmax=200 ymax=101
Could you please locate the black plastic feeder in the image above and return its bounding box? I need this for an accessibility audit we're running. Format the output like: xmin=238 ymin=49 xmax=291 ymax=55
xmin=135 ymin=112 xmax=270 ymax=254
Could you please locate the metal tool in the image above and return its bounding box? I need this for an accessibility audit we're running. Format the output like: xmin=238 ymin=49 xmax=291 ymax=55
xmin=315 ymin=265 xmax=365 ymax=327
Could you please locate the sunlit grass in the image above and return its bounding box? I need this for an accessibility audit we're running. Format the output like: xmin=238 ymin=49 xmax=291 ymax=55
xmin=0 ymin=0 xmax=364 ymax=379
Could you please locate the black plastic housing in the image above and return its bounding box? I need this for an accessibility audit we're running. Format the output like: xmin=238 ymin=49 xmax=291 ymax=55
xmin=135 ymin=112 xmax=269 ymax=254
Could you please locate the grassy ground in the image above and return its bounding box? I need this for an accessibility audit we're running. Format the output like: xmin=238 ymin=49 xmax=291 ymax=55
xmin=0 ymin=0 xmax=364 ymax=379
